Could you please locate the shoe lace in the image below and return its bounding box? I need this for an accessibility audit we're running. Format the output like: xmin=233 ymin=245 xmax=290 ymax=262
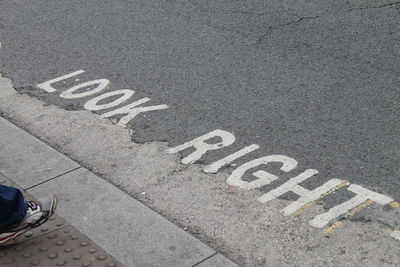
xmin=26 ymin=201 xmax=39 ymax=211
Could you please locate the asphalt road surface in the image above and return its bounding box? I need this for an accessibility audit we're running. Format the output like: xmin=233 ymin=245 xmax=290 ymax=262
xmin=1 ymin=0 xmax=399 ymax=266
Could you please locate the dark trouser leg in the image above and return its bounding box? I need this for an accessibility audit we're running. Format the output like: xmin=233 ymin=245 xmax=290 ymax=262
xmin=0 ymin=185 xmax=27 ymax=229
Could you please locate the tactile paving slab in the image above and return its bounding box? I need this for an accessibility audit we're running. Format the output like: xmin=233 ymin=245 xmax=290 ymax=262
xmin=0 ymin=225 xmax=123 ymax=267
xmin=15 ymin=215 xmax=68 ymax=245
xmin=0 ymin=172 xmax=124 ymax=266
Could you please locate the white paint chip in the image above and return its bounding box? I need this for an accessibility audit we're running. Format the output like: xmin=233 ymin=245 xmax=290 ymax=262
xmin=390 ymin=230 xmax=400 ymax=241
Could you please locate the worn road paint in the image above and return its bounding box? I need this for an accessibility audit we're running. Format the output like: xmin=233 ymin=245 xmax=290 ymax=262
xmin=227 ymin=155 xmax=298 ymax=190
xmin=259 ymin=173 xmax=349 ymax=217
xmin=171 ymin=130 xmax=397 ymax=233
xmin=384 ymin=229 xmax=394 ymax=235
xmin=203 ymin=144 xmax=260 ymax=174
xmin=385 ymin=230 xmax=400 ymax=241
xmin=292 ymin=180 xmax=350 ymax=217
xmin=343 ymin=199 xmax=374 ymax=218
xmin=310 ymin=196 xmax=376 ymax=228
xmin=389 ymin=230 xmax=400 ymax=241
xmin=262 ymin=176 xmax=346 ymax=217
xmin=167 ymin=129 xmax=236 ymax=164
xmin=37 ymin=71 xmax=169 ymax=126
xmin=37 ymin=70 xmax=85 ymax=93
xmin=59 ymin=79 xmax=110 ymax=99
xmin=323 ymin=221 xmax=343 ymax=234
xmin=322 ymin=199 xmax=374 ymax=233
xmin=101 ymin=98 xmax=169 ymax=126
xmin=310 ymin=185 xmax=393 ymax=228
xmin=35 ymin=72 xmax=399 ymax=242
xmin=257 ymin=169 xmax=318 ymax=203
xmin=84 ymin=89 xmax=134 ymax=111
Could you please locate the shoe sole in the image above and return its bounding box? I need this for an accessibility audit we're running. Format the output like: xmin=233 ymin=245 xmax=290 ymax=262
xmin=49 ymin=193 xmax=58 ymax=217
xmin=0 ymin=227 xmax=31 ymax=246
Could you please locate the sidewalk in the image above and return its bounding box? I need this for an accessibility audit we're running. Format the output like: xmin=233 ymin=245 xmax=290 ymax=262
xmin=0 ymin=116 xmax=237 ymax=267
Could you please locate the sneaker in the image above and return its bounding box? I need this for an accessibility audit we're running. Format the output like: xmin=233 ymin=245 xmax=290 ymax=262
xmin=0 ymin=193 xmax=57 ymax=245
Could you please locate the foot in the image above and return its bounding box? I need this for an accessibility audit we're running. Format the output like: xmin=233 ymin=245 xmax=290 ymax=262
xmin=0 ymin=193 xmax=57 ymax=245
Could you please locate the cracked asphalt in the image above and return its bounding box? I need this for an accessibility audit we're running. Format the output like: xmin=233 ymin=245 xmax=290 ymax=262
xmin=0 ymin=0 xmax=399 ymax=265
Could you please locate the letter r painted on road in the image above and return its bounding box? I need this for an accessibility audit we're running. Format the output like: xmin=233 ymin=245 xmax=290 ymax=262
xmin=166 ymin=129 xmax=236 ymax=164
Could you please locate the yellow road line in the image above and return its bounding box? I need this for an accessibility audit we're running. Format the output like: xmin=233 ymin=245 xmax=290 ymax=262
xmin=293 ymin=180 xmax=350 ymax=216
xmin=343 ymin=199 xmax=374 ymax=218
xmin=384 ymin=229 xmax=394 ymax=235
xmin=293 ymin=200 xmax=317 ymax=216
xmin=322 ymin=199 xmax=374 ymax=234
xmin=323 ymin=221 xmax=343 ymax=234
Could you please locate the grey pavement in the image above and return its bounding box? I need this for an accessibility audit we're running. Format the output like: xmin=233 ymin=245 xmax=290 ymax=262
xmin=0 ymin=117 xmax=80 ymax=189
xmin=0 ymin=116 xmax=236 ymax=267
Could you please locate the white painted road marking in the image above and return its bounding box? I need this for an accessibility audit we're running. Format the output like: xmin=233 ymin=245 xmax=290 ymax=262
xmin=59 ymin=79 xmax=110 ymax=99
xmin=390 ymin=230 xmax=400 ymax=241
xmin=203 ymin=144 xmax=260 ymax=174
xmin=257 ymin=169 xmax=320 ymax=204
xmin=84 ymin=89 xmax=134 ymax=111
xmin=178 ymin=129 xmax=397 ymax=236
xmin=310 ymin=184 xmax=393 ymax=228
xmin=100 ymin=98 xmax=169 ymax=126
xmin=284 ymin=179 xmax=349 ymax=217
xmin=167 ymin=129 xmax=236 ymax=164
xmin=37 ymin=71 xmax=169 ymax=126
xmin=227 ymin=155 xmax=298 ymax=190
xmin=36 ymin=71 xmax=399 ymax=242
xmin=37 ymin=70 xmax=85 ymax=92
